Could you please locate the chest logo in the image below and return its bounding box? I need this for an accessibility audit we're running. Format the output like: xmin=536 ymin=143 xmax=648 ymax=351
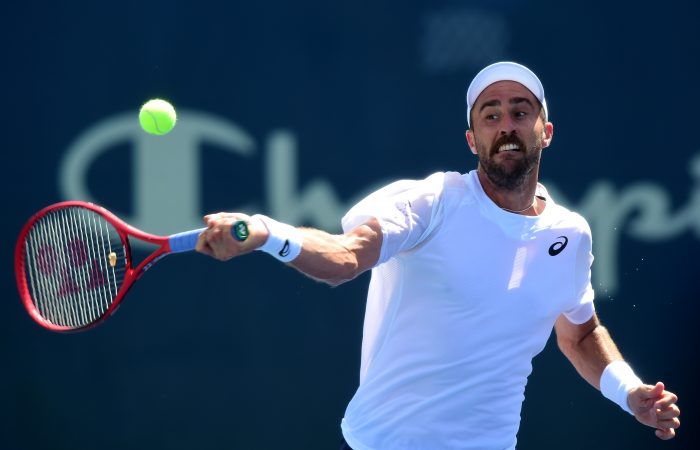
xmin=548 ymin=236 xmax=568 ymax=256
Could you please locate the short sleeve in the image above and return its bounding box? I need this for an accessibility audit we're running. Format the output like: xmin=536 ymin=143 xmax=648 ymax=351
xmin=341 ymin=172 xmax=447 ymax=266
xmin=563 ymin=219 xmax=596 ymax=324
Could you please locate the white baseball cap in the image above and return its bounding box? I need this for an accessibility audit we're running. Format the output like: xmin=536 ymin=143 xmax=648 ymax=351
xmin=466 ymin=61 xmax=548 ymax=127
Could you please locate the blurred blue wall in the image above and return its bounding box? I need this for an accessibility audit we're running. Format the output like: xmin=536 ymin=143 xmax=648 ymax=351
xmin=2 ymin=1 xmax=697 ymax=449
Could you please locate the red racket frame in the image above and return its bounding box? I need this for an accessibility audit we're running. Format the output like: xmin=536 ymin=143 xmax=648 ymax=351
xmin=15 ymin=201 xmax=176 ymax=332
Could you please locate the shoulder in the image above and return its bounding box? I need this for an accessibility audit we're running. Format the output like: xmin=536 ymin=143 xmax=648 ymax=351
xmin=403 ymin=170 xmax=466 ymax=190
xmin=341 ymin=171 xmax=465 ymax=232
xmin=366 ymin=171 xmax=467 ymax=200
xmin=538 ymin=182 xmax=592 ymax=236
xmin=550 ymin=205 xmax=591 ymax=236
xmin=545 ymin=203 xmax=592 ymax=250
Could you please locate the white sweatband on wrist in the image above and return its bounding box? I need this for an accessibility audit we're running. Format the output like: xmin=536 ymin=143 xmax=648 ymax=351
xmin=600 ymin=360 xmax=643 ymax=415
xmin=253 ymin=215 xmax=303 ymax=263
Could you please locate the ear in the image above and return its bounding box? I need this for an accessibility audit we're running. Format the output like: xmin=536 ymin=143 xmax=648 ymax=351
xmin=466 ymin=130 xmax=478 ymax=155
xmin=541 ymin=122 xmax=554 ymax=149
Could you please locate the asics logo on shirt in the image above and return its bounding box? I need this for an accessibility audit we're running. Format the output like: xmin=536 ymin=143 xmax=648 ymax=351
xmin=279 ymin=240 xmax=291 ymax=257
xmin=548 ymin=236 xmax=568 ymax=256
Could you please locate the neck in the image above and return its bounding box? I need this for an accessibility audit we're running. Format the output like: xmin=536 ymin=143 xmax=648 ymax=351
xmin=476 ymin=165 xmax=542 ymax=216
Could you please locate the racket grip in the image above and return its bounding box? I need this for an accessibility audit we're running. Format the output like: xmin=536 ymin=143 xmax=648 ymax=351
xmin=168 ymin=221 xmax=249 ymax=253
xmin=168 ymin=228 xmax=206 ymax=253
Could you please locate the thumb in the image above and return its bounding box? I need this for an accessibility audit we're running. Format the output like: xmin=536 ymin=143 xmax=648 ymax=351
xmin=638 ymin=382 xmax=664 ymax=399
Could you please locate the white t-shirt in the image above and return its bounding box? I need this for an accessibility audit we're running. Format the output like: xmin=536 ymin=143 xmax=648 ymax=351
xmin=339 ymin=170 xmax=595 ymax=450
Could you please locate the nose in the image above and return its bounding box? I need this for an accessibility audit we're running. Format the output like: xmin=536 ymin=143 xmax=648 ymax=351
xmin=499 ymin=115 xmax=517 ymax=136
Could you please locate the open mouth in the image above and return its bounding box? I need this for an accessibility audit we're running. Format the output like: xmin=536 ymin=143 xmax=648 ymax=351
xmin=497 ymin=143 xmax=521 ymax=153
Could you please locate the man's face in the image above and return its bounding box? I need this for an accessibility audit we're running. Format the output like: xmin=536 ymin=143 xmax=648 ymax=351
xmin=466 ymin=81 xmax=553 ymax=190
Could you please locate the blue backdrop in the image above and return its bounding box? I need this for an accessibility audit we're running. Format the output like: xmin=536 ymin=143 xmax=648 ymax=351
xmin=3 ymin=1 xmax=697 ymax=449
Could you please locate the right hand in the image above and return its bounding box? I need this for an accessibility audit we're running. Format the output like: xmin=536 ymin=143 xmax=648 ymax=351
xmin=195 ymin=212 xmax=269 ymax=261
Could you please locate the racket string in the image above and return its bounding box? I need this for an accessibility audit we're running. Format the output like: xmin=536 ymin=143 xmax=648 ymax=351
xmin=94 ymin=210 xmax=119 ymax=316
xmin=39 ymin=211 xmax=81 ymax=326
xmin=72 ymin=208 xmax=98 ymax=325
xmin=62 ymin=210 xmax=84 ymax=326
xmin=23 ymin=207 xmax=127 ymax=328
xmin=35 ymin=213 xmax=69 ymax=324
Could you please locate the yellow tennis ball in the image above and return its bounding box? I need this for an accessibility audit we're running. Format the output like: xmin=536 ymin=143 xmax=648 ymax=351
xmin=139 ymin=99 xmax=177 ymax=135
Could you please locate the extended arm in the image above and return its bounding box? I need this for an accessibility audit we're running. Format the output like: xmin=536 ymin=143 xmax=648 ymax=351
xmin=555 ymin=313 xmax=680 ymax=439
xmin=195 ymin=212 xmax=383 ymax=286
xmin=554 ymin=313 xmax=621 ymax=388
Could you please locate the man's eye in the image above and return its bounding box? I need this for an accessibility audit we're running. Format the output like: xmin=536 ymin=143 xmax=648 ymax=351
xmin=486 ymin=114 xmax=498 ymax=120
xmin=514 ymin=111 xmax=527 ymax=118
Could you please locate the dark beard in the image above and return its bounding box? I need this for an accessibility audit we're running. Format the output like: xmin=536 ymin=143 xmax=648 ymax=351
xmin=478 ymin=135 xmax=541 ymax=190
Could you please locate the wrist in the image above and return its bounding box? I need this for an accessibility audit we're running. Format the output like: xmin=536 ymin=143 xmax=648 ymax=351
xmin=253 ymin=215 xmax=302 ymax=263
xmin=600 ymin=360 xmax=643 ymax=415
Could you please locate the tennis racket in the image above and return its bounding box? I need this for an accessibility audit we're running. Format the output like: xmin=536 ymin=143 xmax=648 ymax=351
xmin=15 ymin=200 xmax=249 ymax=332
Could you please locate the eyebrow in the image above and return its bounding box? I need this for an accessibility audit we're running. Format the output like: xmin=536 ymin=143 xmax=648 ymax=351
xmin=479 ymin=97 xmax=535 ymax=112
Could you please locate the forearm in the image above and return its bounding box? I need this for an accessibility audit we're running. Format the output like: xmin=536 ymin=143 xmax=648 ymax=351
xmin=251 ymin=215 xmax=382 ymax=286
xmin=556 ymin=316 xmax=624 ymax=389
xmin=196 ymin=212 xmax=382 ymax=286
xmin=290 ymin=224 xmax=381 ymax=286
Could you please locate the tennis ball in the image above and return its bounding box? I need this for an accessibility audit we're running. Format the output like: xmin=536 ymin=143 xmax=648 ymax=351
xmin=139 ymin=99 xmax=177 ymax=135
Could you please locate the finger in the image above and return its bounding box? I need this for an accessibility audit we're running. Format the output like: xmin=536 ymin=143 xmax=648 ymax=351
xmin=216 ymin=224 xmax=235 ymax=243
xmin=195 ymin=239 xmax=213 ymax=257
xmin=656 ymin=417 xmax=681 ymax=430
xmin=206 ymin=215 xmax=222 ymax=227
xmin=204 ymin=212 xmax=233 ymax=225
xmin=203 ymin=214 xmax=218 ymax=224
xmin=655 ymin=403 xmax=680 ymax=420
xmin=654 ymin=392 xmax=678 ymax=410
xmin=195 ymin=229 xmax=205 ymax=249
xmin=210 ymin=212 xmax=237 ymax=221
xmin=208 ymin=226 xmax=222 ymax=240
xmin=655 ymin=427 xmax=676 ymax=440
xmin=212 ymin=244 xmax=233 ymax=261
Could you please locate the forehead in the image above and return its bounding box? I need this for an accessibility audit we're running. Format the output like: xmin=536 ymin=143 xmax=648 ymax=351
xmin=474 ymin=80 xmax=538 ymax=107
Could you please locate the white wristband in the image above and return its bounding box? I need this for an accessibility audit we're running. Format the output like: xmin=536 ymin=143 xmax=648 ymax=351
xmin=253 ymin=215 xmax=302 ymax=263
xmin=600 ymin=360 xmax=643 ymax=415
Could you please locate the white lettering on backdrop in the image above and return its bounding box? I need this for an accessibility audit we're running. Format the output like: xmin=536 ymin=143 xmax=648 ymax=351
xmin=60 ymin=111 xmax=698 ymax=295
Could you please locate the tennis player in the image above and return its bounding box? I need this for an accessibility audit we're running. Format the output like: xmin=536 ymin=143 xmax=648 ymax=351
xmin=196 ymin=62 xmax=681 ymax=449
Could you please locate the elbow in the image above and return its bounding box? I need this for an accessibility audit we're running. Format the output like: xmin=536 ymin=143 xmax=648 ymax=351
xmin=320 ymin=261 xmax=364 ymax=287
xmin=556 ymin=334 xmax=576 ymax=358
xmin=324 ymin=278 xmax=349 ymax=288
xmin=556 ymin=322 xmax=602 ymax=358
xmin=319 ymin=275 xmax=354 ymax=288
